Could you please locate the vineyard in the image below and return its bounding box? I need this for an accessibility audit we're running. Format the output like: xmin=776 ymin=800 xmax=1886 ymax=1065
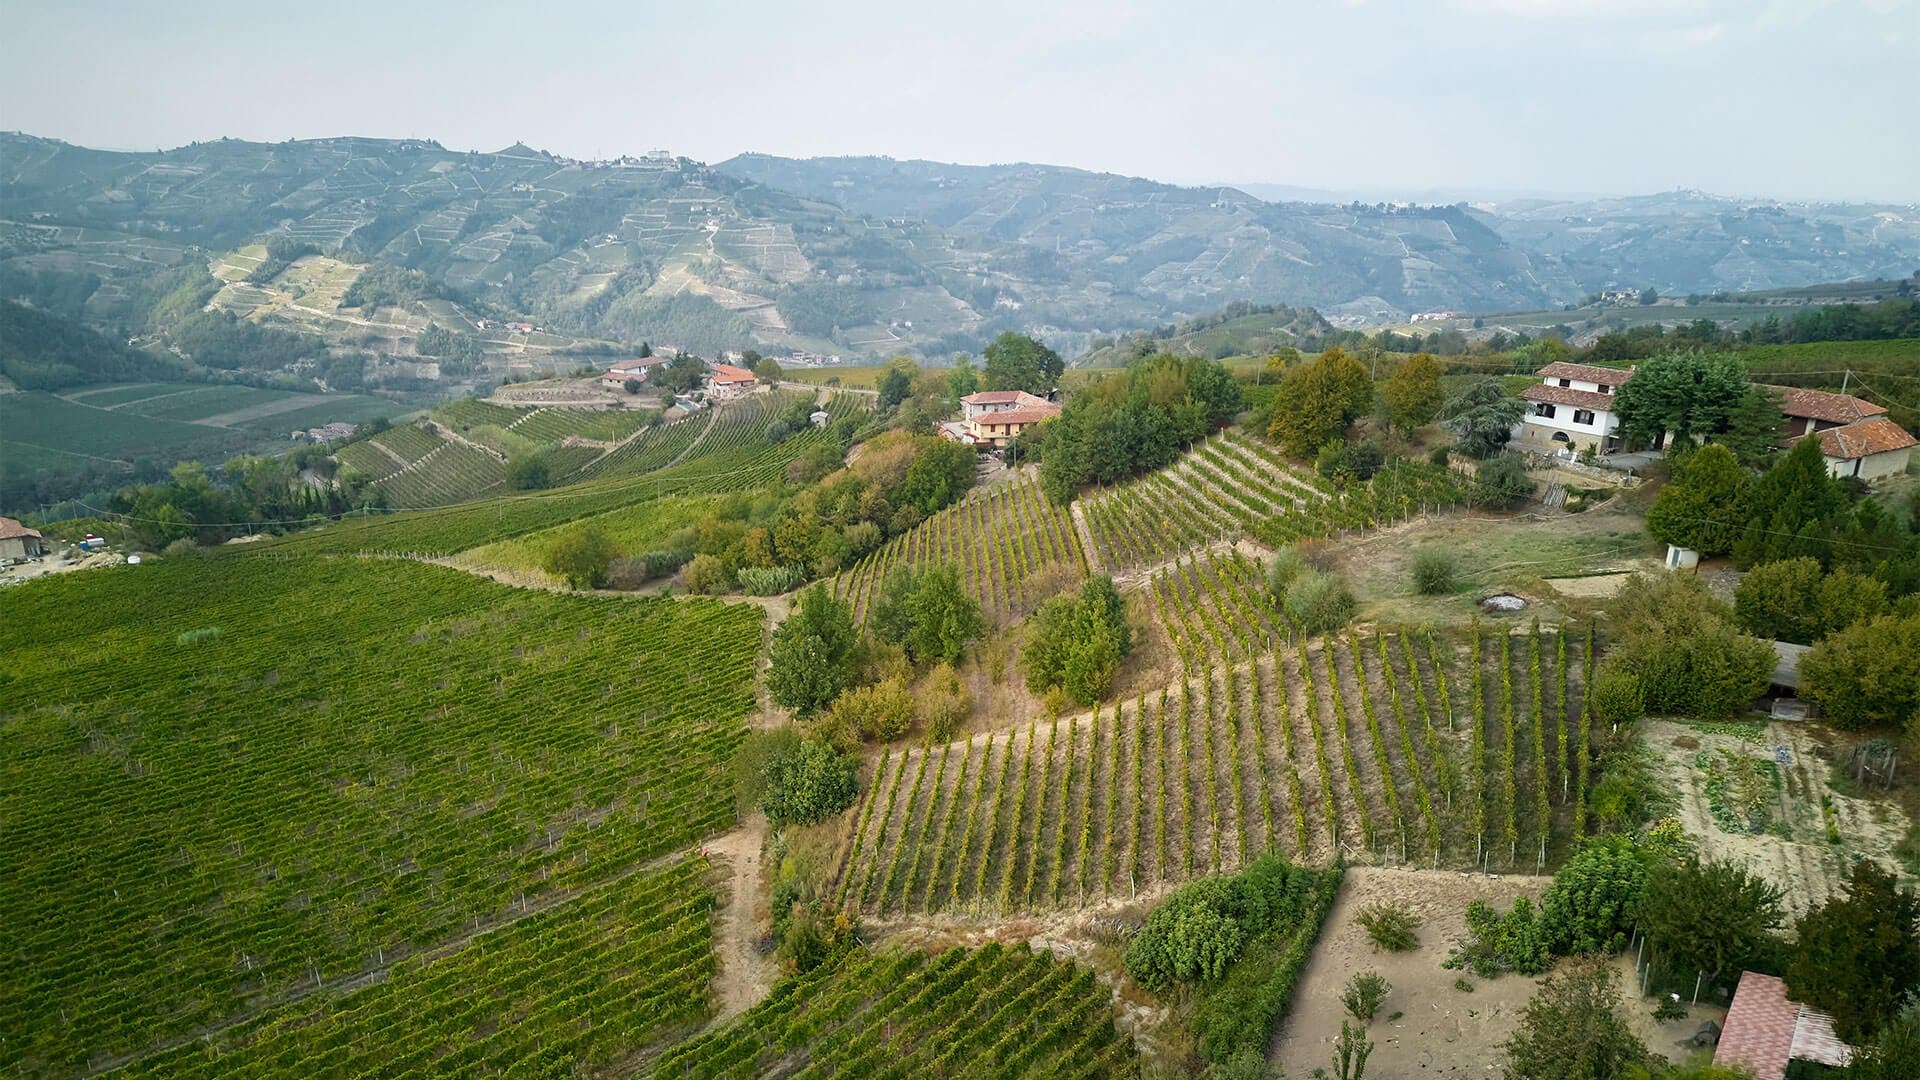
xmin=120 ymin=858 xmax=717 ymax=1079
xmin=650 ymin=942 xmax=1136 ymax=1078
xmin=0 ymin=558 xmax=762 ymax=1075
xmin=831 ymin=476 xmax=1087 ymax=626
xmin=1078 ymin=430 xmax=1470 ymax=570
xmin=831 ymin=625 xmax=1599 ymax=916
xmin=459 ymin=494 xmax=723 ymax=578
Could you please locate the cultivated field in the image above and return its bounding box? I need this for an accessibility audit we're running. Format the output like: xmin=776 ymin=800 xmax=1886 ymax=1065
xmin=0 ymin=558 xmax=762 ymax=1074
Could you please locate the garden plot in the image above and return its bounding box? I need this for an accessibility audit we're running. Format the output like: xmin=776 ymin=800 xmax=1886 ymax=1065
xmin=1644 ymin=718 xmax=1910 ymax=920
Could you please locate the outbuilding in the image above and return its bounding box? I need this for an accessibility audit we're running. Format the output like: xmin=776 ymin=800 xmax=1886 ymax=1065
xmin=0 ymin=517 xmax=49 ymax=561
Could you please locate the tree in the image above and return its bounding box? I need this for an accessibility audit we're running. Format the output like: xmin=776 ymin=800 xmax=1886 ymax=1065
xmin=1381 ymin=352 xmax=1444 ymax=437
xmin=1645 ymin=444 xmax=1752 ymax=557
xmin=1123 ymin=877 xmax=1246 ymax=988
xmin=752 ymin=356 xmax=783 ymax=383
xmin=896 ymin=437 xmax=976 ymax=514
xmin=623 ymin=377 xmax=642 ymax=394
xmin=1787 ymin=860 xmax=1920 ymax=1043
xmin=877 ymin=366 xmax=914 ymax=410
xmin=1501 ymin=958 xmax=1652 ymax=1080
xmin=543 ymin=526 xmax=618 ymax=589
xmin=760 ymin=738 xmax=858 ymax=827
xmin=981 ymin=331 xmax=1064 ymax=393
xmin=1612 ymin=351 xmax=1748 ymax=449
xmin=1734 ymin=558 xmax=1887 ymax=645
xmin=1284 ymin=569 xmax=1357 ymax=635
xmin=1539 ymin=835 xmax=1651 ymax=956
xmin=1024 ymin=576 xmax=1134 ymax=705
xmin=506 ymin=451 xmax=552 ymax=490
xmin=1800 ymin=613 xmax=1920 ymax=731
xmin=1607 ymin=572 xmax=1775 ymax=720
xmin=870 ymin=564 xmax=986 ymax=666
xmin=1637 ymin=856 xmax=1783 ymax=985
xmin=1475 ymin=454 xmax=1536 ymax=508
xmin=1714 ymin=384 xmax=1785 ymax=468
xmin=1267 ymin=346 xmax=1371 ymax=457
xmin=1440 ymin=377 xmax=1526 ymax=458
xmin=1845 ymin=1002 xmax=1920 ymax=1080
xmin=767 ymin=585 xmax=859 ymax=716
xmin=1732 ymin=436 xmax=1853 ymax=568
xmin=945 ymin=358 xmax=979 ymax=407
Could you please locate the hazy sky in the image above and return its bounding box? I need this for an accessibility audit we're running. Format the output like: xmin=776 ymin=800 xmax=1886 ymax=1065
xmin=3 ymin=0 xmax=1914 ymax=202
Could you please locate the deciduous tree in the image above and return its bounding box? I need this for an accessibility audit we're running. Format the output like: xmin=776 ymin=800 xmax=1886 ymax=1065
xmin=1787 ymin=860 xmax=1920 ymax=1043
xmin=1380 ymin=352 xmax=1444 ymax=437
xmin=981 ymin=331 xmax=1064 ymax=393
xmin=1267 ymin=346 xmax=1372 ymax=457
xmin=1800 ymin=613 xmax=1920 ymax=731
xmin=768 ymin=585 xmax=859 ymax=716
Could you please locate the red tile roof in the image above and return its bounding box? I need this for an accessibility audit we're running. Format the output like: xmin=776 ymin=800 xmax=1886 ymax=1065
xmin=708 ymin=363 xmax=757 ymax=384
xmin=1763 ymin=385 xmax=1886 ymax=425
xmin=1810 ymin=416 xmax=1917 ymax=460
xmin=1535 ymin=361 xmax=1634 ymax=386
xmin=0 ymin=516 xmax=43 ymax=541
xmin=960 ymin=390 xmax=1047 ymax=406
xmin=1715 ymin=972 xmax=1797 ymax=1080
xmin=975 ymin=404 xmax=1062 ymax=427
xmin=1521 ymin=383 xmax=1617 ymax=411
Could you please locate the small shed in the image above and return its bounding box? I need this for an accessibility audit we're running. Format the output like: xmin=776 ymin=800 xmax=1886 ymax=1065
xmin=1713 ymin=971 xmax=1852 ymax=1080
xmin=809 ymin=410 xmax=831 ymax=427
xmin=1769 ymin=641 xmax=1809 ymax=694
xmin=0 ymin=517 xmax=48 ymax=561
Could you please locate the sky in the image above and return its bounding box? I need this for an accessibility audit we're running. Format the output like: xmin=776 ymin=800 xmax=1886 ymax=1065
xmin=2 ymin=0 xmax=1914 ymax=203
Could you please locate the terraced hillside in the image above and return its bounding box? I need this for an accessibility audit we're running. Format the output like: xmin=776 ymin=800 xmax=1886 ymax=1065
xmin=832 ymin=475 xmax=1086 ymax=626
xmin=0 ymin=558 xmax=762 ymax=1074
xmin=651 ymin=943 xmax=1136 ymax=1079
xmin=832 ymin=624 xmax=1599 ymax=916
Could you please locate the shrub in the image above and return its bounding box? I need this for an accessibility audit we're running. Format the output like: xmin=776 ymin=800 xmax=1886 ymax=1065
xmin=737 ymin=564 xmax=807 ymax=596
xmin=870 ymin=563 xmax=986 ymax=665
xmin=1411 ymin=551 xmax=1457 ymax=595
xmin=1266 ymin=546 xmax=1307 ymax=598
xmin=759 ymin=738 xmax=858 ymax=827
xmin=543 ymin=526 xmax=618 ymax=589
xmin=505 ymin=451 xmax=551 ymax=490
xmin=1428 ymin=444 xmax=1453 ymax=468
xmin=1800 ymin=613 xmax=1920 ymax=732
xmin=919 ymin=663 xmax=970 ymax=742
xmin=682 ymin=553 xmax=730 ymax=595
xmin=1284 ymin=569 xmax=1357 ymax=635
xmin=1024 ymin=576 xmax=1134 ymax=705
xmin=1475 ymin=454 xmax=1535 ymax=507
xmin=1356 ymin=903 xmax=1421 ymax=952
xmin=1588 ymin=668 xmax=1644 ymax=728
xmin=819 ymin=676 xmax=915 ymax=746
xmin=1342 ymin=971 xmax=1390 ymax=1024
xmin=1502 ymin=958 xmax=1651 ymax=1080
xmin=1444 ymin=898 xmax=1550 ymax=978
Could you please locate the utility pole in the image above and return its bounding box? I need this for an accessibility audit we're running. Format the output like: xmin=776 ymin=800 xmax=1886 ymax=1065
xmin=1840 ymin=368 xmax=1851 ymax=394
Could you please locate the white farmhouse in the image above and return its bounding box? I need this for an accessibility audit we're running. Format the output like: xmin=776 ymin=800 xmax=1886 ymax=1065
xmin=1511 ymin=362 xmax=1633 ymax=454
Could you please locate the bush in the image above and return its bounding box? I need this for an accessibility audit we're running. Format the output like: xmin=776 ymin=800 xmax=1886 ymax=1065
xmin=1411 ymin=550 xmax=1457 ymax=595
xmin=1444 ymin=898 xmax=1550 ymax=978
xmin=1316 ymin=441 xmax=1385 ymax=484
xmin=1588 ymin=669 xmax=1645 ymax=728
xmin=1124 ymin=853 xmax=1321 ymax=991
xmin=1356 ymin=903 xmax=1421 ymax=952
xmin=1284 ymin=569 xmax=1357 ymax=635
xmin=760 ymin=738 xmax=858 ymax=827
xmin=737 ymin=564 xmax=807 ymax=596
xmin=1429 ymin=444 xmax=1453 ymax=468
xmin=1266 ymin=547 xmax=1307 ymax=598
xmin=543 ymin=526 xmax=618 ymax=589
xmin=818 ymin=676 xmax=915 ymax=747
xmin=1475 ymin=454 xmax=1535 ymax=507
xmin=870 ymin=563 xmax=987 ymax=666
xmin=1502 ymin=958 xmax=1651 ymax=1080
xmin=1800 ymin=613 xmax=1920 ymax=732
xmin=1342 ymin=971 xmax=1391 ymax=1023
xmin=920 ymin=663 xmax=970 ymax=742
xmin=505 ymin=451 xmax=552 ymax=491
xmin=1024 ymin=576 xmax=1134 ymax=705
xmin=682 ymin=553 xmax=730 ymax=595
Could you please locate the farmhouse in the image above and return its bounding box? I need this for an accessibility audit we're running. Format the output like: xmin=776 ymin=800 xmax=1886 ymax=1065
xmin=600 ymin=357 xmax=669 ymax=389
xmin=291 ymin=422 xmax=358 ymax=444
xmin=944 ymin=390 xmax=1063 ymax=448
xmin=1511 ymin=362 xmax=1632 ymax=453
xmin=0 ymin=517 xmax=49 ymax=561
xmin=1805 ymin=415 xmax=1917 ymax=480
xmin=1713 ymin=971 xmax=1851 ymax=1079
xmin=705 ymin=363 xmax=759 ymax=401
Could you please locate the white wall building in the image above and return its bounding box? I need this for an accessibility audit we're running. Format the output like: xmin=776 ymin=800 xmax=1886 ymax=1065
xmin=1511 ymin=362 xmax=1633 ymax=454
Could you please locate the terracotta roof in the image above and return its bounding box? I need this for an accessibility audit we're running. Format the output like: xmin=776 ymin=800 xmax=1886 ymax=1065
xmin=1535 ymin=361 xmax=1634 ymax=386
xmin=975 ymin=405 xmax=1062 ymax=427
xmin=1521 ymin=383 xmax=1617 ymax=411
xmin=0 ymin=516 xmax=43 ymax=541
xmin=960 ymin=390 xmax=1047 ymax=406
xmin=1810 ymin=416 xmax=1917 ymax=460
xmin=708 ymin=363 xmax=757 ymax=383
xmin=1715 ymin=972 xmax=1797 ymax=1080
xmin=1763 ymin=385 xmax=1885 ymax=425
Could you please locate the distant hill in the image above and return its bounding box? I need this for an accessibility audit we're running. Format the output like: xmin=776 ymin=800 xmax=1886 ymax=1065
xmin=1076 ymin=301 xmax=1335 ymax=366
xmin=5 ymin=133 xmax=1917 ymax=368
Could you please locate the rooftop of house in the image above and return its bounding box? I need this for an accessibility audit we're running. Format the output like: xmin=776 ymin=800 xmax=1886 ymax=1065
xmin=1714 ymin=971 xmax=1851 ymax=1080
xmin=708 ymin=363 xmax=757 ymax=383
xmin=1520 ymin=383 xmax=1618 ymax=412
xmin=1809 ymin=415 xmax=1918 ymax=460
xmin=1535 ymin=361 xmax=1634 ymax=385
xmin=609 ymin=357 xmax=669 ymax=371
xmin=973 ymin=404 xmax=1062 ymax=426
xmin=960 ymin=390 xmax=1050 ymax=406
xmin=0 ymin=516 xmax=44 ymax=541
xmin=1764 ymin=385 xmax=1888 ymax=425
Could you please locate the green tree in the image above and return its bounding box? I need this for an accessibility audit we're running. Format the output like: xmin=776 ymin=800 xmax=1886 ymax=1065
xmin=945 ymin=357 xmax=979 ymax=408
xmin=1800 ymin=613 xmax=1920 ymax=731
xmin=1284 ymin=569 xmax=1357 ymax=635
xmin=1844 ymin=1002 xmax=1920 ymax=1080
xmin=896 ymin=438 xmax=976 ymax=514
xmin=752 ymin=355 xmax=783 ymax=383
xmin=981 ymin=331 xmax=1064 ymax=393
xmin=760 ymin=738 xmax=859 ymax=827
xmin=543 ymin=526 xmax=618 ymax=589
xmin=1637 ymin=856 xmax=1784 ymax=985
xmin=1540 ymin=835 xmax=1652 ymax=956
xmin=506 ymin=451 xmax=552 ymax=490
xmin=1787 ymin=860 xmax=1920 ymax=1043
xmin=1608 ymin=573 xmax=1774 ymax=720
xmin=1024 ymin=576 xmax=1134 ymax=705
xmin=1475 ymin=454 xmax=1536 ymax=508
xmin=896 ymin=564 xmax=986 ymax=665
xmin=1734 ymin=558 xmax=1887 ymax=645
xmin=1267 ymin=346 xmax=1371 ymax=457
xmin=1501 ymin=958 xmax=1652 ymax=1080
xmin=1381 ymin=352 xmax=1444 ymax=437
xmin=877 ymin=366 xmax=914 ymax=410
xmin=1713 ymin=384 xmax=1786 ymax=468
xmin=767 ymin=585 xmax=859 ymax=716
xmin=1123 ymin=877 xmax=1246 ymax=988
xmin=1440 ymin=377 xmax=1526 ymax=458
xmin=1644 ymin=444 xmax=1751 ymax=557
xmin=1613 ymin=352 xmax=1748 ymax=449
xmin=1732 ymin=436 xmax=1853 ymax=567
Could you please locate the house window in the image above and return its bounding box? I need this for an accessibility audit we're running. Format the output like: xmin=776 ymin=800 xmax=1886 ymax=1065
xmin=1573 ymin=409 xmax=1595 ymax=425
xmin=1558 ymin=378 xmax=1571 ymax=388
xmin=1597 ymin=384 xmax=1611 ymax=395
xmin=1534 ymin=403 xmax=1557 ymax=419
xmin=1552 ymin=432 xmax=1571 ymax=443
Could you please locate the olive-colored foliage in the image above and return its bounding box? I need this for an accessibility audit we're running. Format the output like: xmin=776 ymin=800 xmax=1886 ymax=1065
xmin=543 ymin=525 xmax=619 ymax=589
xmin=760 ymin=738 xmax=859 ymax=827
xmin=1023 ymin=575 xmax=1135 ymax=705
xmin=1285 ymin=569 xmax=1357 ymax=635
xmin=869 ymin=562 xmax=986 ymax=666
xmin=1381 ymin=352 xmax=1444 ymax=437
xmin=1267 ymin=346 xmax=1372 ymax=458
xmin=1474 ymin=454 xmax=1535 ymax=508
xmin=1123 ymin=854 xmax=1322 ymax=991
xmin=1733 ymin=557 xmax=1887 ymax=645
xmin=1355 ymin=903 xmax=1422 ymax=952
xmin=1501 ymin=957 xmax=1653 ymax=1080
xmin=1342 ymin=971 xmax=1391 ymax=1023
xmin=1843 ymin=1002 xmax=1920 ymax=1080
xmin=1605 ymin=573 xmax=1773 ymax=720
xmin=1799 ymin=613 xmax=1920 ymax=732
xmin=815 ymin=675 xmax=916 ymax=750
xmin=1786 ymin=859 xmax=1920 ymax=1044
xmin=767 ymin=585 xmax=859 ymax=716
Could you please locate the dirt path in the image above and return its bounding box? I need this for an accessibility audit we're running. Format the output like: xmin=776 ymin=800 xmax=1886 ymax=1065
xmin=1068 ymin=500 xmax=1103 ymax=573
xmin=703 ymin=823 xmax=776 ymax=1023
